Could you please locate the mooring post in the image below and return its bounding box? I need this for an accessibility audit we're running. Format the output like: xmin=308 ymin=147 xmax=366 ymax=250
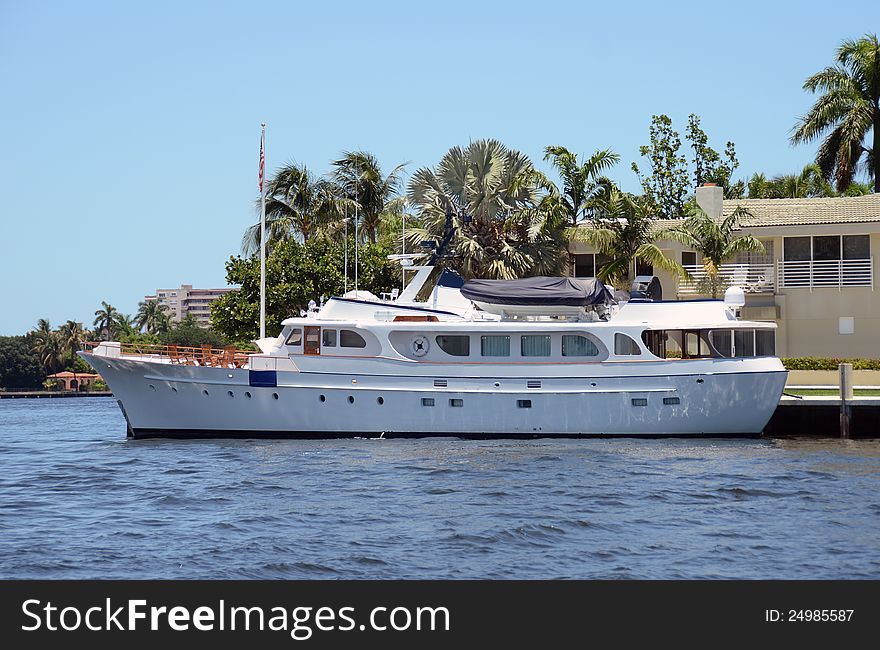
xmin=839 ymin=363 xmax=853 ymax=439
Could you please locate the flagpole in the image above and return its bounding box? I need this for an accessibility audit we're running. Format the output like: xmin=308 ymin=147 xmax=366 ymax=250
xmin=259 ymin=123 xmax=267 ymax=340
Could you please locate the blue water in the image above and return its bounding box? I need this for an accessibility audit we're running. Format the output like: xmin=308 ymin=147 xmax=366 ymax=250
xmin=0 ymin=397 xmax=878 ymax=579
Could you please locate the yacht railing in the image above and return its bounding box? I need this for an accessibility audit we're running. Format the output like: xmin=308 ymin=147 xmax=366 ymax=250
xmin=677 ymin=263 xmax=775 ymax=296
xmin=776 ymin=258 xmax=873 ymax=290
xmin=81 ymin=341 xmax=251 ymax=367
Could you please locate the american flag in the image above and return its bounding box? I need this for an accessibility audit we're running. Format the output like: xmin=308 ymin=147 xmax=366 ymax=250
xmin=258 ymin=128 xmax=265 ymax=193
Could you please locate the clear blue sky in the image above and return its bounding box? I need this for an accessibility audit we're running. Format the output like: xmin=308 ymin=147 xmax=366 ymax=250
xmin=0 ymin=0 xmax=876 ymax=334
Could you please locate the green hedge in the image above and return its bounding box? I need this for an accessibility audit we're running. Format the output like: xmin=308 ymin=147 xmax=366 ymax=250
xmin=782 ymin=357 xmax=880 ymax=371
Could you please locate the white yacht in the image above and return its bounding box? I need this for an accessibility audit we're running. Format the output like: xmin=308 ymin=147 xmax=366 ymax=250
xmin=80 ymin=257 xmax=787 ymax=439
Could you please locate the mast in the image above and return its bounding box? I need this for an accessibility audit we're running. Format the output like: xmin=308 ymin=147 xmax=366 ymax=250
xmin=259 ymin=123 xmax=267 ymax=340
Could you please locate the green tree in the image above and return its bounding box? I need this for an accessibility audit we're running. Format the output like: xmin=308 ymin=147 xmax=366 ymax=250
xmin=664 ymin=205 xmax=766 ymax=298
xmin=0 ymin=336 xmax=45 ymax=389
xmin=542 ymin=146 xmax=619 ymax=226
xmin=211 ymin=237 xmax=397 ymax=342
xmin=160 ymin=315 xmax=226 ymax=348
xmin=135 ymin=299 xmax=170 ymax=335
xmin=31 ymin=330 xmax=65 ymax=376
xmin=332 ymin=151 xmax=407 ymax=244
xmin=242 ymin=163 xmax=343 ymax=254
xmin=792 ymin=34 xmax=880 ymax=192
xmin=406 ymin=139 xmax=565 ymax=279
xmin=571 ymin=186 xmax=685 ymax=289
xmin=631 ymin=115 xmax=689 ymax=219
xmin=686 ymin=114 xmax=741 ymax=192
xmin=93 ymin=302 xmax=119 ymax=341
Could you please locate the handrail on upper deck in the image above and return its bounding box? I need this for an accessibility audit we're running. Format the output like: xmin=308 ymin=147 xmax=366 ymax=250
xmin=80 ymin=341 xmax=251 ymax=368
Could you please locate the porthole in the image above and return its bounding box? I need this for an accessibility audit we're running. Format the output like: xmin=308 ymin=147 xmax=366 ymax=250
xmin=319 ymin=394 xmax=326 ymax=402
xmin=590 ymin=382 xmax=597 ymax=387
xmin=348 ymin=396 xmax=355 ymax=404
xmin=272 ymin=393 xmax=279 ymax=400
xmin=517 ymin=399 xmax=532 ymax=408
xmin=148 ymin=384 xmax=156 ymax=391
xmin=203 ymin=390 xmax=209 ymax=396
xmin=696 ymin=378 xmax=704 ymax=384
xmin=227 ymin=391 xmax=234 ymax=398
xmin=171 ymin=386 xmax=178 ymax=393
xmin=377 ymin=397 xmax=384 ymax=405
xmin=245 ymin=391 xmax=252 ymax=399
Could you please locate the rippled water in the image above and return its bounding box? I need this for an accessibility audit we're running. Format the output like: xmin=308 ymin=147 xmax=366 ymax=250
xmin=1 ymin=397 xmax=878 ymax=579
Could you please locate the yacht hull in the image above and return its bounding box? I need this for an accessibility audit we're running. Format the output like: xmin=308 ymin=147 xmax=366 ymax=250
xmin=83 ymin=354 xmax=788 ymax=439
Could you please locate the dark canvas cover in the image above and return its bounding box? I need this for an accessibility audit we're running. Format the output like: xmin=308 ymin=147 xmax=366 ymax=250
xmin=460 ymin=276 xmax=613 ymax=307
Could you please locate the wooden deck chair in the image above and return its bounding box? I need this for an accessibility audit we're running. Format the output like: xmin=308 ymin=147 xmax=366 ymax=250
xmin=167 ymin=344 xmax=184 ymax=364
xmin=200 ymin=343 xmax=216 ymax=367
xmin=220 ymin=345 xmax=236 ymax=368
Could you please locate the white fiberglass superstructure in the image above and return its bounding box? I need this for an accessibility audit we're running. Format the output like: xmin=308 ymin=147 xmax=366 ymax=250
xmin=81 ymin=255 xmax=787 ymax=439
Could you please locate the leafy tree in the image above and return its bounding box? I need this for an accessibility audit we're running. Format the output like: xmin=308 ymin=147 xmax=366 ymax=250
xmin=747 ymin=164 xmax=833 ymax=198
xmin=542 ymin=146 xmax=619 ymax=226
xmin=58 ymin=320 xmax=85 ymax=367
xmin=135 ymin=299 xmax=170 ymax=335
xmin=160 ymin=315 xmax=226 ymax=348
xmin=332 ymin=151 xmax=407 ymax=244
xmin=211 ymin=237 xmax=397 ymax=341
xmin=406 ymin=139 xmax=565 ymax=279
xmin=633 ymin=114 xmax=744 ymax=218
xmin=792 ymin=34 xmax=880 ymax=192
xmin=31 ymin=330 xmax=65 ymax=375
xmin=664 ymin=205 xmax=766 ymax=298
xmin=0 ymin=336 xmax=45 ymax=389
xmin=631 ymin=115 xmax=689 ymax=219
xmin=686 ymin=114 xmax=741 ymax=192
xmin=242 ymin=163 xmax=343 ymax=254
xmin=571 ymin=186 xmax=685 ymax=289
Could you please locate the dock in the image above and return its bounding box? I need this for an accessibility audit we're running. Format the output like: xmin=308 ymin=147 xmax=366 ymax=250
xmin=763 ymin=395 xmax=879 ymax=438
xmin=0 ymin=391 xmax=113 ymax=399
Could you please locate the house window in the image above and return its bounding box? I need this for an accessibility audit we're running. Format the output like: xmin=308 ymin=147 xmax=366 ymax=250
xmin=436 ymin=335 xmax=470 ymax=356
xmin=521 ymin=335 xmax=550 ymax=357
xmin=614 ymin=333 xmax=642 ymax=356
xmin=681 ymin=251 xmax=697 ymax=267
xmin=635 ymin=260 xmax=653 ymax=277
xmin=562 ymin=334 xmax=600 ymax=357
xmin=340 ymin=330 xmax=367 ymax=348
xmin=783 ymin=236 xmax=811 ymax=261
xmin=572 ymin=254 xmax=594 ymax=278
xmin=843 ymin=235 xmax=870 ymax=259
xmin=322 ymin=330 xmax=337 ymax=347
xmin=782 ymin=235 xmax=871 ymax=287
xmin=481 ymin=335 xmax=510 ymax=357
xmin=286 ymin=328 xmax=302 ymax=346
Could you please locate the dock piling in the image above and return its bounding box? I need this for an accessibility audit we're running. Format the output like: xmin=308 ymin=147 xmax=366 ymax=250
xmin=839 ymin=363 xmax=853 ymax=438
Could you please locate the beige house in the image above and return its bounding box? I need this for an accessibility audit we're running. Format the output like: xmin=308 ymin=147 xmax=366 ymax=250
xmin=570 ymin=189 xmax=879 ymax=358
xmin=144 ymin=284 xmax=233 ymax=326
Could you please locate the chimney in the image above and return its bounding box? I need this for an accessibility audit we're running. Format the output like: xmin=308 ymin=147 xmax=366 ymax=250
xmin=695 ymin=183 xmax=723 ymax=219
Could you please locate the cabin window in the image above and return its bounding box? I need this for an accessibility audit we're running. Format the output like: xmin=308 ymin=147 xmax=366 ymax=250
xmin=286 ymin=328 xmax=302 ymax=346
xmin=683 ymin=330 xmax=712 ymax=358
xmin=641 ymin=330 xmax=667 ymax=358
xmin=304 ymin=326 xmax=321 ymax=355
xmin=340 ymin=329 xmax=367 ymax=348
xmin=755 ymin=329 xmax=775 ymax=356
xmin=614 ymin=333 xmax=642 ymax=356
xmin=481 ymin=335 xmax=510 ymax=357
xmin=734 ymin=329 xmax=755 ymax=357
xmin=436 ymin=335 xmax=470 ymax=357
xmin=520 ymin=335 xmax=550 ymax=357
xmin=562 ymin=334 xmax=599 ymax=357
xmin=322 ymin=329 xmax=337 ymax=347
xmin=709 ymin=330 xmax=733 ymax=357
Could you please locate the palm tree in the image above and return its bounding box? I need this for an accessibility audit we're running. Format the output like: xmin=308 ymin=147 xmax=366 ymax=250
xmin=406 ymin=139 xmax=565 ymax=279
xmin=748 ymin=164 xmax=833 ymax=198
xmin=572 ymin=186 xmax=686 ymax=289
xmin=135 ymin=300 xmax=170 ymax=335
xmin=332 ymin=151 xmax=406 ymax=244
xmin=58 ymin=320 xmax=84 ymax=364
xmin=542 ymin=146 xmax=620 ymax=226
xmin=792 ymin=34 xmax=880 ymax=192
xmin=664 ymin=205 xmax=766 ymax=298
xmin=114 ymin=313 xmax=137 ymax=338
xmin=32 ymin=330 xmax=65 ymax=376
xmin=93 ymin=302 xmax=119 ymax=341
xmin=242 ymin=163 xmax=343 ymax=255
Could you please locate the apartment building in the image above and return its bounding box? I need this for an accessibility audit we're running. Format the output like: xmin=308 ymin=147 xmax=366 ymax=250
xmin=144 ymin=284 xmax=233 ymax=326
